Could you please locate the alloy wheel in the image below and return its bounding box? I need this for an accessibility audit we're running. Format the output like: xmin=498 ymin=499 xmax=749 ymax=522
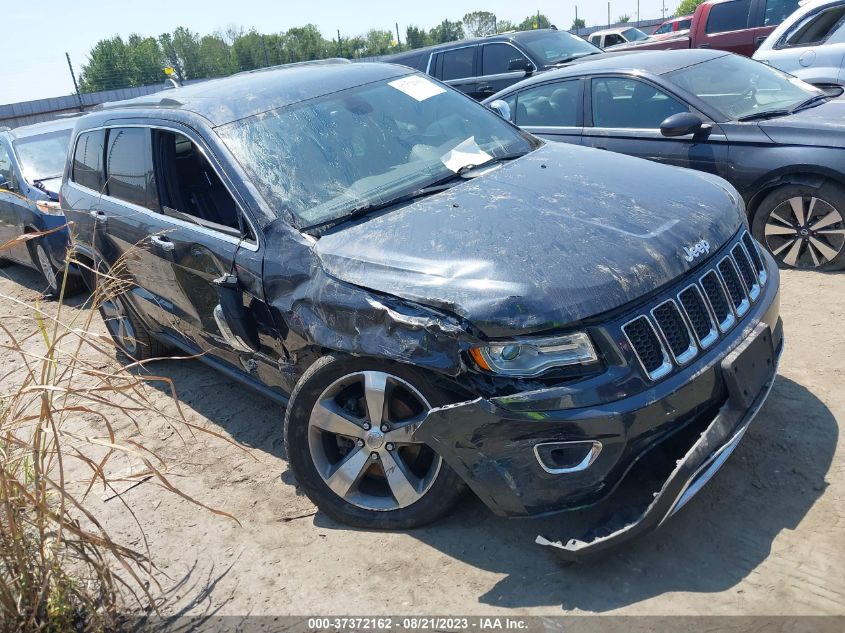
xmin=764 ymin=196 xmax=845 ymax=268
xmin=307 ymin=371 xmax=441 ymax=511
xmin=100 ymin=297 xmax=138 ymax=356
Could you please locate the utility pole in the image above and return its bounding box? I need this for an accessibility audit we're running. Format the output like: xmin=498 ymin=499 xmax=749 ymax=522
xmin=663 ymin=0 xmax=667 ymax=18
xmin=608 ymin=2 xmax=611 ymax=25
xmin=575 ymin=5 xmax=579 ymax=33
xmin=537 ymin=9 xmax=541 ymax=28
xmin=337 ymin=29 xmax=342 ymax=56
xmin=395 ymin=22 xmax=401 ymax=50
xmin=261 ymin=35 xmax=270 ymax=67
xmin=65 ymin=52 xmax=84 ymax=112
xmin=637 ymin=0 xmax=641 ymax=26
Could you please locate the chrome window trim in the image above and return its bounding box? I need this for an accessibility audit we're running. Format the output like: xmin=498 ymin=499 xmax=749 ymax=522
xmin=622 ymin=315 xmax=674 ymax=381
xmin=650 ymin=298 xmax=699 ymax=365
xmin=678 ymin=283 xmax=719 ymax=350
xmin=67 ymin=123 xmax=260 ymax=252
xmin=718 ymin=255 xmax=750 ymax=317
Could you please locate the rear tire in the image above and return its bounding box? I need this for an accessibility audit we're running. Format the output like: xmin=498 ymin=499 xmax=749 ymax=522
xmin=751 ymin=182 xmax=845 ymax=270
xmin=97 ymin=281 xmax=168 ymax=361
xmin=284 ymin=354 xmax=465 ymax=529
xmin=29 ymin=240 xmax=84 ymax=298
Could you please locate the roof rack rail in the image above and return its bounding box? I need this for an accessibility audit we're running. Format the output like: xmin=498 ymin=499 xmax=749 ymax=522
xmin=235 ymin=57 xmax=352 ymax=76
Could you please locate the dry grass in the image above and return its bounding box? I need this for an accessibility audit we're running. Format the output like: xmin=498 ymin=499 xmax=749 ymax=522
xmin=0 ymin=233 xmax=236 ymax=632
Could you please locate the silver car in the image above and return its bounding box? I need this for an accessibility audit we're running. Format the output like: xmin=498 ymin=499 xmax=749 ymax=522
xmin=754 ymin=0 xmax=845 ymax=87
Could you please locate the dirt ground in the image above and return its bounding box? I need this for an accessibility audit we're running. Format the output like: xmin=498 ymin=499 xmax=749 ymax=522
xmin=1 ymin=263 xmax=843 ymax=617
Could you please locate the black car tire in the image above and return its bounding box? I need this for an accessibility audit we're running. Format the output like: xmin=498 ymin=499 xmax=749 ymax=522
xmin=752 ymin=183 xmax=845 ymax=270
xmin=97 ymin=289 xmax=169 ymax=361
xmin=28 ymin=240 xmax=84 ymax=298
xmin=284 ymin=354 xmax=466 ymax=529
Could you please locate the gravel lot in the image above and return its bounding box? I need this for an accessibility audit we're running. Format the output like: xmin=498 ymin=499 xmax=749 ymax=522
xmin=1 ymin=263 xmax=843 ymax=616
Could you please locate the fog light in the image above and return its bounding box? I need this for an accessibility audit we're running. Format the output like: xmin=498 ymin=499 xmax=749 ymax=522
xmin=534 ymin=441 xmax=602 ymax=474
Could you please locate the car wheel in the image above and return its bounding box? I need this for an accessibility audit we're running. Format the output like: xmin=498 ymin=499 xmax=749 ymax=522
xmin=98 ymin=286 xmax=168 ymax=360
xmin=28 ymin=240 xmax=84 ymax=297
xmin=752 ymin=183 xmax=845 ymax=270
xmin=284 ymin=355 xmax=465 ymax=529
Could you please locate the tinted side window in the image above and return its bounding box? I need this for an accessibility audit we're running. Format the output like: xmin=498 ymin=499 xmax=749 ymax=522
xmin=679 ymin=19 xmax=692 ymax=30
xmin=764 ymin=0 xmax=799 ymax=26
xmin=654 ymin=23 xmax=672 ymax=35
xmin=71 ymin=130 xmax=105 ymax=192
xmin=706 ymin=0 xmax=752 ymax=34
xmin=0 ymin=143 xmax=14 ymax=190
xmin=783 ymin=6 xmax=845 ymax=47
xmin=105 ymin=128 xmax=158 ymax=210
xmin=606 ymin=34 xmax=625 ymax=46
xmin=592 ymin=77 xmax=688 ymax=128
xmin=482 ymin=43 xmax=528 ymax=75
xmin=440 ymin=47 xmax=475 ymax=80
xmin=153 ymin=130 xmax=242 ymax=233
xmin=515 ymin=80 xmax=580 ymax=127
xmin=590 ymin=35 xmax=600 ymax=46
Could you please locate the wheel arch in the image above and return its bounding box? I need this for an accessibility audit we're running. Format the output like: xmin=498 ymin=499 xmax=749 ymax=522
xmin=746 ymin=168 xmax=845 ymax=221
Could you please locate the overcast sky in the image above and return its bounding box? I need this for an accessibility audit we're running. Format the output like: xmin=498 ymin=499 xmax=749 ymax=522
xmin=2 ymin=0 xmax=677 ymax=106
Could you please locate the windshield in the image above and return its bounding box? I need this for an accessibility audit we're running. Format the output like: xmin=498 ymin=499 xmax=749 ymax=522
xmin=623 ymin=28 xmax=649 ymax=42
xmin=665 ymin=54 xmax=823 ymax=120
xmin=217 ymin=75 xmax=537 ymax=228
xmin=13 ymin=129 xmax=72 ymax=182
xmin=517 ymin=30 xmax=601 ymax=64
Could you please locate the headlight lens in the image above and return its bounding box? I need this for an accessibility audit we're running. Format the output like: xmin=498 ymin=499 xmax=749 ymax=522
xmin=469 ymin=332 xmax=598 ymax=377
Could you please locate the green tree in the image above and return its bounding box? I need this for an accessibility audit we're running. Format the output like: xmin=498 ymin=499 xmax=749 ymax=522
xmin=676 ymin=0 xmax=706 ymax=15
xmin=231 ymin=30 xmax=264 ymax=71
xmin=430 ymin=19 xmax=464 ymax=43
xmin=363 ymin=29 xmax=395 ymax=56
xmin=519 ymin=13 xmax=551 ymax=30
xmin=125 ymin=34 xmax=163 ymax=86
xmin=571 ymin=17 xmax=586 ymax=30
xmin=618 ymin=14 xmax=631 ymax=23
xmin=283 ymin=24 xmax=329 ymax=61
xmin=198 ymin=34 xmax=233 ymax=77
xmin=169 ymin=27 xmax=204 ymax=80
xmin=80 ymin=36 xmax=129 ymax=91
xmin=405 ymin=25 xmax=431 ymax=49
xmin=463 ymin=11 xmax=497 ymax=37
xmin=496 ymin=19 xmax=516 ymax=33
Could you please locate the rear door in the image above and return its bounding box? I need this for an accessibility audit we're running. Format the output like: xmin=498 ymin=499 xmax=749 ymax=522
xmin=0 ymin=139 xmax=22 ymax=257
xmin=477 ymin=42 xmax=534 ymax=98
xmin=751 ymin=0 xmax=801 ymax=51
xmin=432 ymin=45 xmax=480 ymax=98
xmin=582 ymin=75 xmax=730 ymax=177
xmin=698 ymin=0 xmax=755 ymax=54
xmin=511 ymin=78 xmax=584 ymax=145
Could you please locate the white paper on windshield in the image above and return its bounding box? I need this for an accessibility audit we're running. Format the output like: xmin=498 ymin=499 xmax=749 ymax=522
xmin=388 ymin=75 xmax=446 ymax=101
xmin=439 ymin=136 xmax=493 ymax=173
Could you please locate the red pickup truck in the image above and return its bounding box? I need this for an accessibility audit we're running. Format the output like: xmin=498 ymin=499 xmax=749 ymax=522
xmin=617 ymin=0 xmax=799 ymax=56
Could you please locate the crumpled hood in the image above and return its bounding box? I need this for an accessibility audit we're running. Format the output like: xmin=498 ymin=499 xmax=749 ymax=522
xmin=758 ymin=98 xmax=845 ymax=148
xmin=314 ymin=143 xmax=743 ymax=337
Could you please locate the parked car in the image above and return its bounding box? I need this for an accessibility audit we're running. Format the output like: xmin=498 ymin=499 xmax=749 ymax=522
xmin=614 ymin=0 xmax=800 ymax=56
xmin=588 ymin=26 xmax=651 ymax=49
xmin=485 ymin=49 xmax=845 ymax=270
xmin=754 ymin=0 xmax=845 ymax=87
xmin=62 ymin=60 xmax=781 ymax=558
xmin=377 ymin=29 xmax=603 ymax=99
xmin=0 ymin=118 xmax=83 ymax=295
xmin=652 ymin=15 xmax=694 ymax=37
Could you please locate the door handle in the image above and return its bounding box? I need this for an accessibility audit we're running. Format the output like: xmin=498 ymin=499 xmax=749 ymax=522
xmin=697 ymin=43 xmax=711 ymax=48
xmin=89 ymin=210 xmax=107 ymax=222
xmin=150 ymin=235 xmax=175 ymax=252
xmin=755 ymin=36 xmax=767 ymax=46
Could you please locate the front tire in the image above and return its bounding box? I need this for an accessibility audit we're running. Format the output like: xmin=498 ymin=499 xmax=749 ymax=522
xmin=751 ymin=183 xmax=845 ymax=270
xmin=284 ymin=355 xmax=465 ymax=529
xmin=29 ymin=240 xmax=84 ymax=297
xmin=97 ymin=284 xmax=168 ymax=361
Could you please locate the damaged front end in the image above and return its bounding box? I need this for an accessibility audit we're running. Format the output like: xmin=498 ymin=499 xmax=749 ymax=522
xmin=413 ymin=242 xmax=783 ymax=560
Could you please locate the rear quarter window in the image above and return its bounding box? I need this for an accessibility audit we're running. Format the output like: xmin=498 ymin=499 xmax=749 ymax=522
xmin=71 ymin=130 xmax=105 ymax=192
xmin=782 ymin=5 xmax=845 ymax=47
xmin=440 ymin=47 xmax=475 ymax=80
xmin=705 ymin=0 xmax=752 ymax=34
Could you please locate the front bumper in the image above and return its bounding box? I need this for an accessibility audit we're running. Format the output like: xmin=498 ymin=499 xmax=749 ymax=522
xmin=414 ymin=248 xmax=782 ymax=558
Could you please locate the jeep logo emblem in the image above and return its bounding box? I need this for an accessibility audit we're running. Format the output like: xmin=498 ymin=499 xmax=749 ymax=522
xmin=683 ymin=239 xmax=711 ymax=263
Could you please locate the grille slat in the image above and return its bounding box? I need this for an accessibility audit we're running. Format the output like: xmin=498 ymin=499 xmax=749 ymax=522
xmin=622 ymin=316 xmax=667 ymax=376
xmin=623 ymin=231 xmax=763 ymax=381
xmin=679 ymin=285 xmax=716 ymax=347
xmin=652 ymin=301 xmax=695 ymax=361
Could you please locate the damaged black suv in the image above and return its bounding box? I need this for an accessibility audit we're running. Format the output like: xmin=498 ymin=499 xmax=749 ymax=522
xmin=61 ymin=60 xmax=782 ymax=558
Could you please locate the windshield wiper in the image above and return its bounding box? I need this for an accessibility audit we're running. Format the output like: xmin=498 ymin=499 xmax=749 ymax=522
xmin=550 ymin=52 xmax=597 ymax=66
xmin=790 ymin=94 xmax=829 ymax=114
xmin=303 ymin=153 xmax=528 ymax=235
xmin=737 ymin=109 xmax=791 ymax=122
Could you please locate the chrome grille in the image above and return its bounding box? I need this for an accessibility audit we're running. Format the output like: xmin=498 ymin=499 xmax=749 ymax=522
xmin=623 ymin=230 xmax=766 ymax=381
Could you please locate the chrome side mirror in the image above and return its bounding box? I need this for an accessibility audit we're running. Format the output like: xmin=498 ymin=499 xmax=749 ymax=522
xmin=489 ymin=99 xmax=512 ymax=121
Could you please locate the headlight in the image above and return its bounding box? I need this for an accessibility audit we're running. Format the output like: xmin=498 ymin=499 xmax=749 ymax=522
xmin=35 ymin=200 xmax=64 ymax=216
xmin=469 ymin=332 xmax=598 ymax=377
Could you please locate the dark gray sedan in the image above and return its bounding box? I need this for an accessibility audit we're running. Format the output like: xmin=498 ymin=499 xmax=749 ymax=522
xmin=485 ymin=49 xmax=845 ymax=270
